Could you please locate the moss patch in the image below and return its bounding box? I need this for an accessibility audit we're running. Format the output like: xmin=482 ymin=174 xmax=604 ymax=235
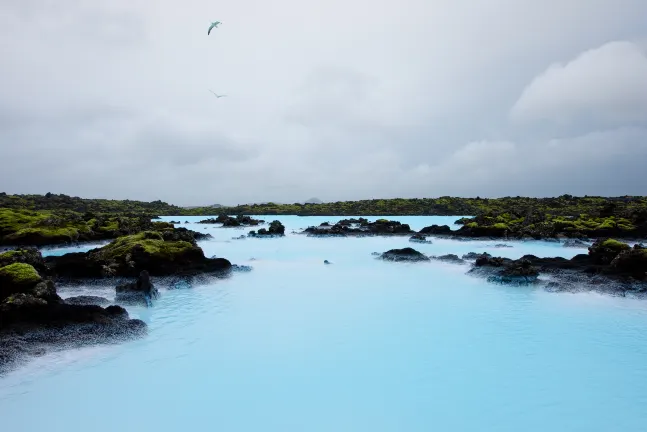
xmin=600 ymin=239 xmax=630 ymax=252
xmin=0 ymin=263 xmax=42 ymax=286
xmin=94 ymin=231 xmax=196 ymax=261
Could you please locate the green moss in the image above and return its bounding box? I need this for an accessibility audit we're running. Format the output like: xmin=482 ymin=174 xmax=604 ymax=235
xmin=601 ymin=239 xmax=630 ymax=251
xmin=0 ymin=250 xmax=19 ymax=259
xmin=152 ymin=221 xmax=174 ymax=230
xmin=597 ymin=219 xmax=617 ymax=230
xmin=4 ymin=227 xmax=79 ymax=243
xmin=466 ymin=222 xmax=478 ymax=228
xmin=0 ymin=263 xmax=42 ymax=285
xmin=0 ymin=208 xmax=49 ymax=235
xmin=492 ymin=223 xmax=508 ymax=230
xmin=96 ymin=231 xmax=195 ymax=261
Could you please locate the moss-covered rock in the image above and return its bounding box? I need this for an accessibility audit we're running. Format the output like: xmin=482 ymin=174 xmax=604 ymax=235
xmin=0 ymin=208 xmax=205 ymax=247
xmin=46 ymin=232 xmax=232 ymax=278
xmin=0 ymin=247 xmax=46 ymax=273
xmin=0 ymin=263 xmax=42 ymax=287
xmin=588 ymin=238 xmax=631 ymax=265
xmin=0 ymin=263 xmax=45 ymax=302
xmin=609 ymin=244 xmax=647 ymax=280
xmin=250 ymin=220 xmax=286 ymax=237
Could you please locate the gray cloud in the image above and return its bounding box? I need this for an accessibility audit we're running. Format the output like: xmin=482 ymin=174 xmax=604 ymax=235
xmin=1 ymin=0 xmax=647 ymax=206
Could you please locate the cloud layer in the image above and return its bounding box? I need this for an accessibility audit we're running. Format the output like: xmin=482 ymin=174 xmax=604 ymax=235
xmin=1 ymin=0 xmax=646 ymax=205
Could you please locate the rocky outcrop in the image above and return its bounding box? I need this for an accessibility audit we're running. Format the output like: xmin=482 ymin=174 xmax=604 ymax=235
xmin=419 ymin=225 xmax=452 ymax=235
xmin=379 ymin=247 xmax=430 ymax=262
xmin=304 ymin=219 xmax=414 ymax=237
xmin=0 ymin=208 xmax=182 ymax=247
xmin=0 ymin=255 xmax=146 ymax=374
xmin=0 ymin=299 xmax=146 ymax=374
xmin=249 ymin=220 xmax=285 ymax=237
xmin=199 ymin=214 xmax=264 ymax=227
xmin=45 ymin=231 xmax=232 ymax=279
xmin=465 ymin=238 xmax=647 ymax=290
xmin=469 ymin=255 xmax=540 ymax=285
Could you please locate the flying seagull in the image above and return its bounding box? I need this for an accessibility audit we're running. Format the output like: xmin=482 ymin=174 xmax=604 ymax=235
xmin=208 ymin=21 xmax=221 ymax=35
xmin=209 ymin=90 xmax=227 ymax=98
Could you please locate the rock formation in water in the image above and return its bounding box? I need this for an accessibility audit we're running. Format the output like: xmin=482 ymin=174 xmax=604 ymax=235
xmin=304 ymin=219 xmax=414 ymax=237
xmin=45 ymin=231 xmax=232 ymax=279
xmin=116 ymin=270 xmax=160 ymax=306
xmin=0 ymin=248 xmax=146 ymax=374
xmin=198 ymin=214 xmax=264 ymax=227
xmin=248 ymin=220 xmax=286 ymax=237
xmin=464 ymin=238 xmax=647 ymax=292
xmin=430 ymin=254 xmax=465 ymax=264
xmin=379 ymin=247 xmax=430 ymax=262
xmin=409 ymin=234 xmax=432 ymax=244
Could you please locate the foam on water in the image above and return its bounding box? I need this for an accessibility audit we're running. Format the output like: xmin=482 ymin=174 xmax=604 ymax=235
xmin=2 ymin=216 xmax=647 ymax=432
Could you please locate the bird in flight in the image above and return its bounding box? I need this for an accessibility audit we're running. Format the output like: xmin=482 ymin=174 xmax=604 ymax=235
xmin=209 ymin=90 xmax=227 ymax=98
xmin=208 ymin=21 xmax=221 ymax=35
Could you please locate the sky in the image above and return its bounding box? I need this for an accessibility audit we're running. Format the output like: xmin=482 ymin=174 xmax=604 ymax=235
xmin=1 ymin=0 xmax=646 ymax=206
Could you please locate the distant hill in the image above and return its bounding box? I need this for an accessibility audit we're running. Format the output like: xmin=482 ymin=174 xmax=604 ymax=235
xmin=304 ymin=197 xmax=323 ymax=204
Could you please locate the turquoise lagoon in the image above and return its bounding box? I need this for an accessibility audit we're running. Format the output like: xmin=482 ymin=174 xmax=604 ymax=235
xmin=1 ymin=215 xmax=647 ymax=431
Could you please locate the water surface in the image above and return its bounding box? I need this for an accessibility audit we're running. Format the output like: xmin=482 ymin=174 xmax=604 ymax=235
xmin=2 ymin=216 xmax=647 ymax=432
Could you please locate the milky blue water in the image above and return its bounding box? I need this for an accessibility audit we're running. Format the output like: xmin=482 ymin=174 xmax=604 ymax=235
xmin=2 ymin=216 xmax=647 ymax=432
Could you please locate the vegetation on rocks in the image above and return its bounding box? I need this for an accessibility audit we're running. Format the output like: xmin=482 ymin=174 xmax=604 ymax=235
xmin=0 ymin=208 xmax=187 ymax=246
xmin=191 ymin=195 xmax=647 ymax=217
xmin=453 ymin=207 xmax=647 ymax=240
xmin=0 ymin=192 xmax=183 ymax=215
xmin=46 ymin=231 xmax=231 ymax=278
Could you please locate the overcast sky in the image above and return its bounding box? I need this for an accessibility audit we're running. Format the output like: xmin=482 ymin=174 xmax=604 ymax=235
xmin=1 ymin=0 xmax=646 ymax=206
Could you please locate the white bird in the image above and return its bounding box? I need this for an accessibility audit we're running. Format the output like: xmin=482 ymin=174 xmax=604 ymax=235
xmin=209 ymin=90 xmax=227 ymax=98
xmin=208 ymin=21 xmax=221 ymax=35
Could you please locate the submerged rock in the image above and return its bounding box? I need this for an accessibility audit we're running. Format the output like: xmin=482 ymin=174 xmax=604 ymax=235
xmin=462 ymin=252 xmax=492 ymax=261
xmin=409 ymin=234 xmax=432 ymax=244
xmin=116 ymin=270 xmax=160 ymax=306
xmin=379 ymin=247 xmax=430 ymax=262
xmin=430 ymin=254 xmax=465 ymax=264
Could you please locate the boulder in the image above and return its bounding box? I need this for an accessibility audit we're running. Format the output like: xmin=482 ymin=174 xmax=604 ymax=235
xmin=45 ymin=231 xmax=232 ymax=278
xmin=419 ymin=225 xmax=452 ymax=235
xmin=430 ymin=254 xmax=465 ymax=264
xmin=588 ymin=238 xmax=630 ymax=265
xmin=379 ymin=247 xmax=430 ymax=262
xmin=249 ymin=220 xmax=285 ymax=237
